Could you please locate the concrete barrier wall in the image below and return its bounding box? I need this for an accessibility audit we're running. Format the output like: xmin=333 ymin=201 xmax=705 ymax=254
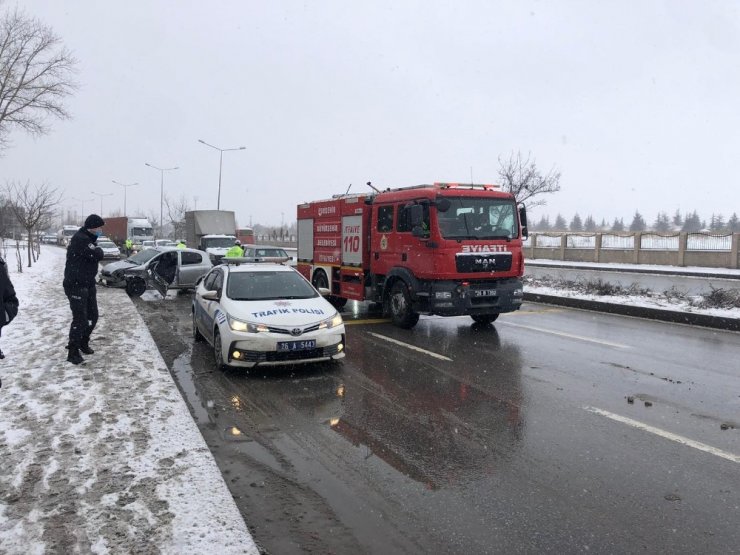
xmin=526 ymin=232 xmax=740 ymax=269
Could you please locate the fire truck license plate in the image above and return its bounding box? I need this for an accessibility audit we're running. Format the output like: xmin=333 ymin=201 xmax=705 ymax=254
xmin=277 ymin=340 xmax=317 ymax=352
xmin=473 ymin=289 xmax=497 ymax=297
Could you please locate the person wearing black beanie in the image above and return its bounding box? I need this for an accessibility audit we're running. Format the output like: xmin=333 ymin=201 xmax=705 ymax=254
xmin=63 ymin=214 xmax=105 ymax=365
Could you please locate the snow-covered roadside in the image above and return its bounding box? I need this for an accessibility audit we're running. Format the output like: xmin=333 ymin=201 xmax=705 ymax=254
xmin=524 ymin=281 xmax=740 ymax=320
xmin=0 ymin=246 xmax=258 ymax=554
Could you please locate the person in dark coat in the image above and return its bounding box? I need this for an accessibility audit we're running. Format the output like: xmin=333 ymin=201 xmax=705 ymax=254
xmin=63 ymin=214 xmax=105 ymax=365
xmin=0 ymin=255 xmax=19 ymax=371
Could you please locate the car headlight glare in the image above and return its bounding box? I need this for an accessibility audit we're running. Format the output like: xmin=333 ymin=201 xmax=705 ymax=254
xmin=228 ymin=316 xmax=268 ymax=333
xmin=318 ymin=312 xmax=343 ymax=329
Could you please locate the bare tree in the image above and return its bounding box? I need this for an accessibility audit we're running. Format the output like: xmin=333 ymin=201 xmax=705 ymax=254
xmin=0 ymin=6 xmax=78 ymax=151
xmin=4 ymin=180 xmax=60 ymax=267
xmin=497 ymin=151 xmax=561 ymax=208
xmin=163 ymin=193 xmax=191 ymax=240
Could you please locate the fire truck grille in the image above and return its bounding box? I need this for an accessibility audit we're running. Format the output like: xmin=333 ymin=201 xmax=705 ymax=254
xmin=456 ymin=253 xmax=512 ymax=273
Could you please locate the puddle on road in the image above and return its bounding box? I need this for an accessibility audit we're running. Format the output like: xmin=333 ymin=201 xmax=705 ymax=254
xmin=172 ymin=348 xmax=211 ymax=424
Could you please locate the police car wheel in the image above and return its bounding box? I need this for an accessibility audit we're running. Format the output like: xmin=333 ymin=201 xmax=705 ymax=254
xmin=214 ymin=329 xmax=227 ymax=369
xmin=192 ymin=310 xmax=204 ymax=342
xmin=389 ymin=281 xmax=420 ymax=329
xmin=471 ymin=314 xmax=499 ymax=324
xmin=125 ymin=278 xmax=146 ymax=297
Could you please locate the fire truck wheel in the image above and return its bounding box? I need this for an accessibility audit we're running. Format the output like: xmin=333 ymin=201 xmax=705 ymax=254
xmin=330 ymin=296 xmax=348 ymax=309
xmin=389 ymin=281 xmax=420 ymax=329
xmin=471 ymin=314 xmax=499 ymax=324
xmin=312 ymin=269 xmax=329 ymax=290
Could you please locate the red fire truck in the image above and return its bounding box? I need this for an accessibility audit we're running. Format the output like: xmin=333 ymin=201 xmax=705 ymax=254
xmin=296 ymin=183 xmax=528 ymax=328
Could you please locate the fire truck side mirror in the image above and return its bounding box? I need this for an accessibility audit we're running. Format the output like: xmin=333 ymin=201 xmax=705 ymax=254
xmin=409 ymin=204 xmax=423 ymax=227
xmin=519 ymin=205 xmax=529 ymax=239
xmin=435 ymin=198 xmax=451 ymax=212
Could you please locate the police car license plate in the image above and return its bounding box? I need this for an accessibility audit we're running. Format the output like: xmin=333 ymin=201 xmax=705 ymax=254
xmin=277 ymin=340 xmax=316 ymax=352
xmin=473 ymin=289 xmax=497 ymax=297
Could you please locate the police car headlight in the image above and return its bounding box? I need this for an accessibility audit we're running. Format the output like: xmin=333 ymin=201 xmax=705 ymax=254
xmin=318 ymin=313 xmax=343 ymax=330
xmin=228 ymin=316 xmax=267 ymax=333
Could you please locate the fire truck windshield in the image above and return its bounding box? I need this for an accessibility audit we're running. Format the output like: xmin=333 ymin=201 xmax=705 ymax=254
xmin=437 ymin=197 xmax=518 ymax=240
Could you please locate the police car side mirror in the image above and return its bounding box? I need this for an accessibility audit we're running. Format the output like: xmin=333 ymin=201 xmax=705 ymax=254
xmin=318 ymin=287 xmax=331 ymax=297
xmin=202 ymin=290 xmax=220 ymax=301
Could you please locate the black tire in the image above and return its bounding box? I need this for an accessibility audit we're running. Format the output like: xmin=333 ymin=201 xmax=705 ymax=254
xmin=213 ymin=329 xmax=228 ymax=370
xmin=330 ymin=296 xmax=348 ymax=309
xmin=471 ymin=314 xmax=499 ymax=324
xmin=312 ymin=270 xmax=347 ymax=309
xmin=312 ymin=269 xmax=329 ymax=290
xmin=388 ymin=281 xmax=419 ymax=329
xmin=125 ymin=278 xmax=147 ymax=297
xmin=192 ymin=310 xmax=204 ymax=342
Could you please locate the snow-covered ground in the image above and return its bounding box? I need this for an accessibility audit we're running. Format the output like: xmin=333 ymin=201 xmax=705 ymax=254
xmin=524 ymin=260 xmax=740 ymax=320
xmin=0 ymin=246 xmax=258 ymax=554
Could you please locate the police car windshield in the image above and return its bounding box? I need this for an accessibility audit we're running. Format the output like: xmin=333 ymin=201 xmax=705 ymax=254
xmin=438 ymin=197 xmax=518 ymax=240
xmin=98 ymin=241 xmax=116 ymax=248
xmin=227 ymin=271 xmax=318 ymax=301
xmin=128 ymin=249 xmax=159 ymax=264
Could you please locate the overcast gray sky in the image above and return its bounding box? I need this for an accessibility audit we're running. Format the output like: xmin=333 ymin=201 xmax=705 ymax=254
xmin=5 ymin=0 xmax=740 ymax=228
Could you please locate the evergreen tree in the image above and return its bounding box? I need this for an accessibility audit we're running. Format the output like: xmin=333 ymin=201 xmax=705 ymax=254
xmin=583 ymin=215 xmax=597 ymax=232
xmin=629 ymin=211 xmax=647 ymax=231
xmin=727 ymin=213 xmax=740 ymax=232
xmin=553 ymin=214 xmax=567 ymax=230
xmin=599 ymin=218 xmax=608 ymax=231
xmin=534 ymin=215 xmax=551 ymax=231
xmin=569 ymin=213 xmax=583 ymax=232
xmin=681 ymin=211 xmax=702 ymax=232
xmin=611 ymin=217 xmax=625 ymax=232
xmin=672 ymin=209 xmax=683 ymax=227
xmin=653 ymin=212 xmax=671 ymax=232
xmin=710 ymin=214 xmax=726 ymax=232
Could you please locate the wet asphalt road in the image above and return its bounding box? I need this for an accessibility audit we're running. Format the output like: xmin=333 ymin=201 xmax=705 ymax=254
xmin=131 ymin=289 xmax=740 ymax=554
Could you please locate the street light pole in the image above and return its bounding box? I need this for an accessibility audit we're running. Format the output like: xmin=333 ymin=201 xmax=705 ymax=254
xmin=70 ymin=197 xmax=94 ymax=225
xmin=145 ymin=163 xmax=178 ymax=238
xmin=112 ymin=180 xmax=139 ymax=217
xmin=91 ymin=191 xmax=113 ymax=215
xmin=198 ymin=139 xmax=246 ymax=210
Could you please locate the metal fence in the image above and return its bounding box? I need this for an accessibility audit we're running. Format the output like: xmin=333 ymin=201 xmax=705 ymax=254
xmin=640 ymin=233 xmax=680 ymax=251
xmin=601 ymin=234 xmax=635 ymax=249
xmin=686 ymin=233 xmax=732 ymax=251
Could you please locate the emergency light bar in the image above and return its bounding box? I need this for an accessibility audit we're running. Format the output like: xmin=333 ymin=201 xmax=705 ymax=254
xmin=220 ymin=257 xmax=290 ymax=265
xmin=433 ymin=182 xmax=501 ymax=190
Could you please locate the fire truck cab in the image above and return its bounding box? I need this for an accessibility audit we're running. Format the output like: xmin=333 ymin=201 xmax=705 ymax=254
xmin=297 ymin=183 xmax=528 ymax=328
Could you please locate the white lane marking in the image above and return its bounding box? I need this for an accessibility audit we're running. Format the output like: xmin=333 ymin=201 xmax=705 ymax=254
xmin=367 ymin=332 xmax=453 ymax=361
xmin=501 ymin=321 xmax=631 ymax=349
xmin=584 ymin=406 xmax=740 ymax=464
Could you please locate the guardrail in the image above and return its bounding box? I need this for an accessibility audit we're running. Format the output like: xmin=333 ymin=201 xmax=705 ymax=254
xmin=524 ymin=232 xmax=740 ymax=269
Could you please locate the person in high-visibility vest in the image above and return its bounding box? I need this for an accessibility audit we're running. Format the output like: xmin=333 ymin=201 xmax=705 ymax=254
xmin=124 ymin=238 xmax=133 ymax=255
xmin=225 ymin=239 xmax=244 ymax=258
xmin=175 ymin=240 xmax=186 ymax=249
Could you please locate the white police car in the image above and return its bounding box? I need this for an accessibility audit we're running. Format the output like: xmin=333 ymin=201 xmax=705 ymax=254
xmin=192 ymin=260 xmax=345 ymax=369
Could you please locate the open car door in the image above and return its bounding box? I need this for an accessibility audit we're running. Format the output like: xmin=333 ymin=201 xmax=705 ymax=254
xmin=148 ymin=251 xmax=178 ymax=298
